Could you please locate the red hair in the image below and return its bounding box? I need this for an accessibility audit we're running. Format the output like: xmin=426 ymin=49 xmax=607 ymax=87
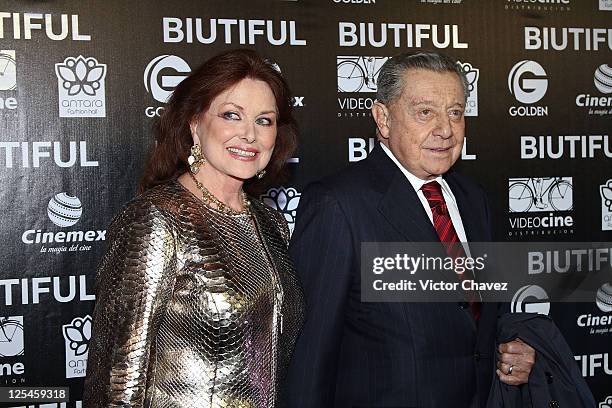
xmin=138 ymin=49 xmax=298 ymax=195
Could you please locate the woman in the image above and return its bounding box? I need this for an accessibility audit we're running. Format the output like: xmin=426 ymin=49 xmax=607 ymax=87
xmin=84 ymin=49 xmax=304 ymax=408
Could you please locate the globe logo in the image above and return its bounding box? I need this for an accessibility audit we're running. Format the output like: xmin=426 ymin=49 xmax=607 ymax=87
xmin=595 ymin=282 xmax=612 ymax=313
xmin=47 ymin=193 xmax=83 ymax=227
xmin=594 ymin=64 xmax=612 ymax=94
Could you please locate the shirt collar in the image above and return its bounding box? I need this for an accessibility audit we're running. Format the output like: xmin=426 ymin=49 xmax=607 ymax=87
xmin=379 ymin=142 xmax=456 ymax=202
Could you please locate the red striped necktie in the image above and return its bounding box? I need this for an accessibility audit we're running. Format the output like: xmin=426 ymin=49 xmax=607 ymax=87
xmin=421 ymin=180 xmax=481 ymax=320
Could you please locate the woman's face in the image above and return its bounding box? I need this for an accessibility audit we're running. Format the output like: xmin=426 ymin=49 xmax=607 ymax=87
xmin=190 ymin=78 xmax=278 ymax=183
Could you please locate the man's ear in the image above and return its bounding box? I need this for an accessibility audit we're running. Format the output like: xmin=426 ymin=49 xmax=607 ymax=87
xmin=372 ymin=100 xmax=390 ymax=140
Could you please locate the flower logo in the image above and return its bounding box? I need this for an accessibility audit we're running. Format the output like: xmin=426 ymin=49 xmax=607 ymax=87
xmin=261 ymin=187 xmax=301 ymax=236
xmin=55 ymin=56 xmax=106 ymax=96
xmin=601 ymin=180 xmax=612 ymax=212
xmin=458 ymin=61 xmax=479 ymax=96
xmin=62 ymin=315 xmax=92 ymax=356
xmin=599 ymin=395 xmax=612 ymax=408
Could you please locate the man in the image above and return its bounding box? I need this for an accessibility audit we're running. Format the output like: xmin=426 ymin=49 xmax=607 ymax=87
xmin=285 ymin=52 xmax=534 ymax=407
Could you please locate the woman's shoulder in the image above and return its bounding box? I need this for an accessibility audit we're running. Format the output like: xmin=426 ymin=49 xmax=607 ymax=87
xmin=110 ymin=181 xmax=190 ymax=230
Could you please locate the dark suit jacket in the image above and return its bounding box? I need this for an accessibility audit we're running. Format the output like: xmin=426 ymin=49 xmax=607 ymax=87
xmin=285 ymin=144 xmax=498 ymax=408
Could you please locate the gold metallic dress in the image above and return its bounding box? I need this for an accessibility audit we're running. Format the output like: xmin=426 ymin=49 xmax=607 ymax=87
xmin=84 ymin=181 xmax=305 ymax=408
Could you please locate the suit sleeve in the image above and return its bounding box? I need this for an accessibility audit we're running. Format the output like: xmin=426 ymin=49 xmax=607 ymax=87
xmin=284 ymin=183 xmax=355 ymax=407
xmin=84 ymin=202 xmax=177 ymax=407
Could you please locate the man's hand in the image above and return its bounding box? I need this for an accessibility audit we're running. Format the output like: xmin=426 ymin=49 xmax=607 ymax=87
xmin=496 ymin=338 xmax=535 ymax=385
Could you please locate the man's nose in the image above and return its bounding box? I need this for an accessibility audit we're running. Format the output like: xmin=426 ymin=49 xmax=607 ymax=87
xmin=433 ymin=116 xmax=452 ymax=139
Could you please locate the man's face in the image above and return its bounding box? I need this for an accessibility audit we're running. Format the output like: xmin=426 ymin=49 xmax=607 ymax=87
xmin=373 ymin=69 xmax=465 ymax=180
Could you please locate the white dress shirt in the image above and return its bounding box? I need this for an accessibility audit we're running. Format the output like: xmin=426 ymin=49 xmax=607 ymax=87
xmin=380 ymin=142 xmax=469 ymax=244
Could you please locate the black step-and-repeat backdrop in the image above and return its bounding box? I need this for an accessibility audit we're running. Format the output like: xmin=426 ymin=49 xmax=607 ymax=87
xmin=0 ymin=0 xmax=611 ymax=406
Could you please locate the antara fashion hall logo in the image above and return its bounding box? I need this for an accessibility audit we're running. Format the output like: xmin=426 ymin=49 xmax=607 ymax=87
xmin=576 ymin=64 xmax=612 ymax=116
xmin=507 ymin=177 xmax=574 ymax=237
xmin=261 ymin=187 xmax=301 ymax=236
xmin=0 ymin=50 xmax=17 ymax=113
xmin=336 ymin=55 xmax=388 ymax=118
xmin=508 ymin=60 xmax=549 ymax=117
xmin=62 ymin=315 xmax=91 ymax=378
xmin=601 ymin=179 xmax=612 ymax=231
xmin=21 ymin=192 xmax=106 ymax=253
xmin=457 ymin=61 xmax=478 ymax=116
xmin=55 ymin=55 xmax=106 ymax=117
xmin=0 ymin=316 xmax=26 ymax=384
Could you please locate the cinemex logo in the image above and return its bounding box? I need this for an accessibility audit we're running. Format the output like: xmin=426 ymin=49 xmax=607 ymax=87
xmin=508 ymin=60 xmax=548 ymax=117
xmin=0 ymin=13 xmax=90 ymax=41
xmin=0 ymin=50 xmax=17 ymax=112
xmin=0 ymin=141 xmax=99 ymax=168
xmin=576 ymin=64 xmax=612 ymax=117
xmin=336 ymin=56 xmax=387 ymax=118
xmin=457 ymin=61 xmax=479 ymax=117
xmin=508 ymin=177 xmax=574 ymax=237
xmin=575 ymin=283 xmax=612 ymax=336
xmin=505 ymin=0 xmax=570 ymax=12
xmin=55 ymin=55 xmax=106 ymax=117
xmin=601 ymin=179 xmax=612 ymax=231
xmin=261 ymin=187 xmax=301 ymax=236
xmin=144 ymin=55 xmax=190 ymax=117
xmin=339 ymin=22 xmax=468 ymax=48
xmin=0 ymin=276 xmax=94 ymax=306
xmin=575 ymin=353 xmax=612 ymax=377
xmin=597 ymin=283 xmax=612 ymax=312
xmin=0 ymin=316 xmax=25 ymax=384
xmin=21 ymin=192 xmax=106 ymax=253
xmin=348 ymin=136 xmax=477 ymax=162
xmin=510 ymin=285 xmax=550 ymax=315
xmin=63 ymin=315 xmax=91 ymax=378
xmin=163 ymin=17 xmax=306 ymax=46
xmin=602 ymin=0 xmax=612 ymax=10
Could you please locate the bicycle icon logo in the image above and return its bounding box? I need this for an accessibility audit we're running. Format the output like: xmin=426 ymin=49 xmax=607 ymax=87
xmin=508 ymin=177 xmax=573 ymax=213
xmin=337 ymin=56 xmax=389 ymax=93
xmin=0 ymin=316 xmax=24 ymax=357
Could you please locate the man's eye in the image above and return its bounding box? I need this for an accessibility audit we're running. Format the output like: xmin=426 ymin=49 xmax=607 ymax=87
xmin=222 ymin=111 xmax=240 ymax=120
xmin=449 ymin=109 xmax=464 ymax=118
xmin=420 ymin=109 xmax=432 ymax=116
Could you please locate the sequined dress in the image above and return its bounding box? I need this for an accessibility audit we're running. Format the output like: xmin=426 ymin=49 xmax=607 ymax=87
xmin=84 ymin=181 xmax=305 ymax=408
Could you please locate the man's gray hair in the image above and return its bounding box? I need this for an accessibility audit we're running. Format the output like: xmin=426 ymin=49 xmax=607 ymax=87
xmin=376 ymin=52 xmax=469 ymax=104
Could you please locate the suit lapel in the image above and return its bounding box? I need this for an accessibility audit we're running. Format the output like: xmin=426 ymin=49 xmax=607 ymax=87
xmin=378 ymin=171 xmax=439 ymax=243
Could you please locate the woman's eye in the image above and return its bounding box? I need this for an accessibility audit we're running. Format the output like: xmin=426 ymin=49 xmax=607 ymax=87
xmin=256 ymin=117 xmax=274 ymax=126
xmin=222 ymin=111 xmax=240 ymax=120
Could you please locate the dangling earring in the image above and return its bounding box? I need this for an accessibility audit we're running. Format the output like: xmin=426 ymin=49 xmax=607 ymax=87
xmin=188 ymin=144 xmax=206 ymax=174
xmin=256 ymin=169 xmax=266 ymax=179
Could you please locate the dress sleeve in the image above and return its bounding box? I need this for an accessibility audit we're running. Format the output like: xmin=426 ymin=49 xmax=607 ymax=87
xmin=84 ymin=201 xmax=177 ymax=407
